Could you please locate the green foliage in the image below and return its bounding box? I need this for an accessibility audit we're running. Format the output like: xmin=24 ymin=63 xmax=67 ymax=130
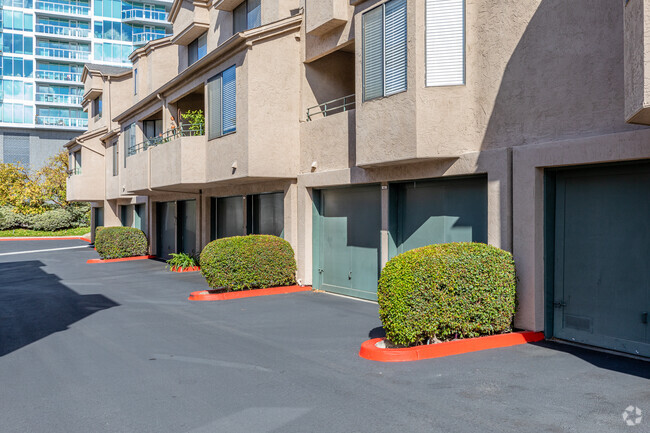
xmin=95 ymin=226 xmax=148 ymax=260
xmin=167 ymin=252 xmax=199 ymax=271
xmin=0 ymin=206 xmax=29 ymax=230
xmin=377 ymin=242 xmax=517 ymax=347
xmin=30 ymin=209 xmax=74 ymax=231
xmin=0 ymin=151 xmax=91 ymax=227
xmin=0 ymin=226 xmax=90 ymax=237
xmin=200 ymin=235 xmax=296 ymax=291
xmin=180 ymin=109 xmax=205 ymax=133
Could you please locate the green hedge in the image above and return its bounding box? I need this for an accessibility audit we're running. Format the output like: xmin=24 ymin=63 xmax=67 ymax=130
xmin=0 ymin=205 xmax=89 ymax=231
xmin=0 ymin=206 xmax=28 ymax=230
xmin=95 ymin=226 xmax=148 ymax=260
xmin=200 ymin=235 xmax=296 ymax=291
xmin=378 ymin=242 xmax=516 ymax=347
xmin=30 ymin=209 xmax=74 ymax=231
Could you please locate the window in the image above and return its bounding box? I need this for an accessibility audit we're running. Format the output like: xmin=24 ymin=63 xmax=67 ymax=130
xmin=362 ymin=0 xmax=407 ymax=101
xmin=124 ymin=123 xmax=135 ymax=164
xmin=93 ymin=95 xmax=102 ymax=118
xmin=207 ymin=65 xmax=236 ymax=140
xmin=188 ymin=33 xmax=207 ymax=66
xmin=233 ymin=0 xmax=261 ymax=33
xmin=133 ymin=68 xmax=137 ymax=94
xmin=112 ymin=140 xmax=119 ymax=176
xmin=425 ymin=0 xmax=465 ymax=86
xmin=73 ymin=150 xmax=81 ymax=175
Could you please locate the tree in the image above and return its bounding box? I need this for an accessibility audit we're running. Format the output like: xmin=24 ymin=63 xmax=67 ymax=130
xmin=0 ymin=150 xmax=73 ymax=214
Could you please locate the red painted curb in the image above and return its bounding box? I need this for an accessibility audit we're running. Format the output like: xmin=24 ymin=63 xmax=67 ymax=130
xmin=359 ymin=331 xmax=546 ymax=362
xmin=87 ymin=255 xmax=156 ymax=264
xmin=171 ymin=266 xmax=201 ymax=273
xmin=189 ymin=285 xmax=312 ymax=301
xmin=0 ymin=236 xmax=91 ymax=242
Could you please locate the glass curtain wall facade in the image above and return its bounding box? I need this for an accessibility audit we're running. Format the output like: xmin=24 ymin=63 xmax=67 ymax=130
xmin=0 ymin=0 xmax=171 ymax=131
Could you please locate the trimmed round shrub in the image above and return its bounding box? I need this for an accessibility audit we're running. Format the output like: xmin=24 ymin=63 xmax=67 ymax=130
xmin=95 ymin=226 xmax=148 ymax=259
xmin=200 ymin=235 xmax=296 ymax=291
xmin=378 ymin=242 xmax=516 ymax=347
xmin=30 ymin=209 xmax=74 ymax=231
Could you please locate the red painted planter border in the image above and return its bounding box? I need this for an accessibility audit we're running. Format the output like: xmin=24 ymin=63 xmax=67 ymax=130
xmin=189 ymin=285 xmax=311 ymax=301
xmin=0 ymin=236 xmax=91 ymax=242
xmin=171 ymin=266 xmax=201 ymax=273
xmin=359 ymin=331 xmax=545 ymax=362
xmin=87 ymin=255 xmax=156 ymax=264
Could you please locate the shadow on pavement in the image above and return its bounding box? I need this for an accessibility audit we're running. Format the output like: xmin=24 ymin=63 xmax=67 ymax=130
xmin=530 ymin=340 xmax=650 ymax=380
xmin=0 ymin=260 xmax=119 ymax=357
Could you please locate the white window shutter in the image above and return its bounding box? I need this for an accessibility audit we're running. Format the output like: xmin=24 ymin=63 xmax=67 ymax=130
xmin=222 ymin=66 xmax=236 ymax=134
xmin=363 ymin=6 xmax=384 ymax=101
xmin=384 ymin=0 xmax=407 ymax=96
xmin=426 ymin=0 xmax=465 ymax=87
xmin=207 ymin=74 xmax=222 ymax=140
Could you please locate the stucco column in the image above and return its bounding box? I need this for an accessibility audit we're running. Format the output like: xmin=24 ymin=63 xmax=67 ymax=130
xmin=296 ymin=184 xmax=313 ymax=286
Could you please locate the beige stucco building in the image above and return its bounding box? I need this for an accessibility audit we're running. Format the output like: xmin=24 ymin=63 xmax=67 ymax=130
xmin=67 ymin=0 xmax=650 ymax=358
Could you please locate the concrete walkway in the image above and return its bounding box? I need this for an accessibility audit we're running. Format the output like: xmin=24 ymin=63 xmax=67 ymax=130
xmin=0 ymin=240 xmax=647 ymax=432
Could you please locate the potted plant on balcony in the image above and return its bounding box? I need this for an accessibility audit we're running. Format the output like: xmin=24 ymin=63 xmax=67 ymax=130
xmin=180 ymin=110 xmax=205 ymax=136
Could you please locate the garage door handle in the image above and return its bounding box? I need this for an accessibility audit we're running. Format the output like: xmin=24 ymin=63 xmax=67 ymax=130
xmin=348 ymin=271 xmax=352 ymax=280
xmin=643 ymin=312 xmax=648 ymax=324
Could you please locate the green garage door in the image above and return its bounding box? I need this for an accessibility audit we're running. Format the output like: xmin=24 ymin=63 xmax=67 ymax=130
xmin=390 ymin=176 xmax=487 ymax=256
xmin=156 ymin=201 xmax=176 ymax=259
xmin=314 ymin=186 xmax=381 ymax=300
xmin=550 ymin=163 xmax=650 ymax=357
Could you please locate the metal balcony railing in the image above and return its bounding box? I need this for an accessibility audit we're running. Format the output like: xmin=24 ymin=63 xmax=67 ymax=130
xmin=35 ymin=23 xmax=90 ymax=38
xmin=35 ymin=93 xmax=83 ymax=105
xmin=35 ymin=47 xmax=91 ymax=60
xmin=122 ymin=8 xmax=168 ymax=22
xmin=34 ymin=0 xmax=90 ymax=16
xmin=132 ymin=31 xmax=168 ymax=45
xmin=36 ymin=116 xmax=87 ymax=128
xmin=35 ymin=70 xmax=82 ymax=82
xmin=306 ymin=94 xmax=355 ymax=121
xmin=127 ymin=123 xmax=205 ymax=156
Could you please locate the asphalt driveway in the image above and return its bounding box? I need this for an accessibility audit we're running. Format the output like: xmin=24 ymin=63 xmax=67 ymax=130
xmin=0 ymin=240 xmax=648 ymax=433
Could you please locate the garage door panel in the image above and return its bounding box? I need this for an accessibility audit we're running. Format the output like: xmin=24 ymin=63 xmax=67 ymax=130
xmin=552 ymin=164 xmax=650 ymax=357
xmin=317 ymin=186 xmax=381 ymax=300
xmin=394 ymin=176 xmax=487 ymax=255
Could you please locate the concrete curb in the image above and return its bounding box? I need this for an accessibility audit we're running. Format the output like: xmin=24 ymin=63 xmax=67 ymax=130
xmin=359 ymin=331 xmax=546 ymax=362
xmin=87 ymin=255 xmax=156 ymax=264
xmin=189 ymin=285 xmax=312 ymax=301
xmin=0 ymin=236 xmax=91 ymax=242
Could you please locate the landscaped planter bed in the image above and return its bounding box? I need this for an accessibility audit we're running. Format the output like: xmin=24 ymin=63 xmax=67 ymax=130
xmin=189 ymin=285 xmax=311 ymax=301
xmin=87 ymin=255 xmax=156 ymax=264
xmin=0 ymin=236 xmax=91 ymax=242
xmin=171 ymin=266 xmax=201 ymax=273
xmin=359 ymin=331 xmax=545 ymax=362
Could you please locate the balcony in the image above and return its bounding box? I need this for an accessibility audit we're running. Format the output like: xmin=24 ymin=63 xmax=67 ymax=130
xmin=306 ymin=94 xmax=355 ymax=121
xmin=305 ymin=0 xmax=349 ymax=36
xmin=35 ymin=93 xmax=83 ymax=106
xmin=35 ymin=70 xmax=83 ymax=83
xmin=127 ymin=123 xmax=204 ymax=156
xmin=34 ymin=0 xmax=90 ymax=17
xmin=34 ymin=23 xmax=90 ymax=39
xmin=122 ymin=9 xmax=170 ymax=25
xmin=35 ymin=47 xmax=91 ymax=62
xmin=67 ymin=149 xmax=105 ymax=202
xmin=132 ymin=31 xmax=168 ymax=46
xmin=36 ymin=116 xmax=87 ymax=129
xmin=301 ymin=96 xmax=356 ymax=172
xmin=125 ymin=124 xmax=206 ymax=193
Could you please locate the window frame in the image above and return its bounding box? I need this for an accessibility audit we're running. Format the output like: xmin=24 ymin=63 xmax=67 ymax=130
xmin=112 ymin=139 xmax=119 ymax=176
xmin=362 ymin=0 xmax=408 ymax=102
xmin=425 ymin=0 xmax=466 ymax=87
xmin=207 ymin=65 xmax=237 ymax=140
xmin=188 ymin=33 xmax=207 ymax=66
xmin=93 ymin=95 xmax=102 ymax=118
xmin=232 ymin=0 xmax=261 ymax=34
